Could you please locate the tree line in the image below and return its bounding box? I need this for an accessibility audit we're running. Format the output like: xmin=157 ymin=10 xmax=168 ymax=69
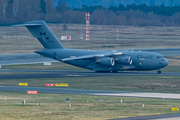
xmin=1 ymin=0 xmax=180 ymax=26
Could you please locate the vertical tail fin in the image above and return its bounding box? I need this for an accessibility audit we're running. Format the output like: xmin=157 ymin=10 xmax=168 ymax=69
xmin=14 ymin=20 xmax=64 ymax=49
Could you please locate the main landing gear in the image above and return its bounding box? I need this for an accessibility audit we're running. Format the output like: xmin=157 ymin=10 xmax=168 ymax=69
xmin=157 ymin=70 xmax=161 ymax=74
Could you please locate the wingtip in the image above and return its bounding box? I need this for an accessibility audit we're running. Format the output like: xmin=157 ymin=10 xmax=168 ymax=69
xmin=13 ymin=23 xmax=43 ymax=27
xmin=13 ymin=20 xmax=45 ymax=27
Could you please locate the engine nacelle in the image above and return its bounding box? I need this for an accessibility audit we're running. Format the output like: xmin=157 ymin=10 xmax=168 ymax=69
xmin=116 ymin=56 xmax=132 ymax=65
xmin=98 ymin=57 xmax=115 ymax=66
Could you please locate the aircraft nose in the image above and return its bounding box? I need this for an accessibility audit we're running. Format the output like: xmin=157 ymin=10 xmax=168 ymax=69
xmin=160 ymin=58 xmax=169 ymax=67
xmin=164 ymin=58 xmax=169 ymax=67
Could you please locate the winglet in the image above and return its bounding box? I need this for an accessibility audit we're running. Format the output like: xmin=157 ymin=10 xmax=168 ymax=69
xmin=13 ymin=20 xmax=44 ymax=27
xmin=13 ymin=24 xmax=42 ymax=27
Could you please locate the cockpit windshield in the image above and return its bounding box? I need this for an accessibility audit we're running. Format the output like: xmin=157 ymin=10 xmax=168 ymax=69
xmin=157 ymin=55 xmax=164 ymax=59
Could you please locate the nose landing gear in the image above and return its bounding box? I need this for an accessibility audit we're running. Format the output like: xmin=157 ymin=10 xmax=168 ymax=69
xmin=157 ymin=70 xmax=161 ymax=74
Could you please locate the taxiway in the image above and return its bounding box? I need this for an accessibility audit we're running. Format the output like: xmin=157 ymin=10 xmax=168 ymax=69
xmin=0 ymin=69 xmax=180 ymax=79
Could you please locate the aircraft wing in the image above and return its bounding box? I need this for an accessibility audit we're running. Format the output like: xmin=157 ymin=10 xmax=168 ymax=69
xmin=0 ymin=53 xmax=57 ymax=65
xmin=0 ymin=52 xmax=124 ymax=65
xmin=61 ymin=47 xmax=180 ymax=62
xmin=61 ymin=52 xmax=124 ymax=61
xmin=0 ymin=48 xmax=180 ymax=65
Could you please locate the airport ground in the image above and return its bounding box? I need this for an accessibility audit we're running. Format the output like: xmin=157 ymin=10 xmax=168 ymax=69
xmin=1 ymin=62 xmax=180 ymax=119
xmin=0 ymin=91 xmax=180 ymax=120
xmin=2 ymin=71 xmax=180 ymax=93
xmin=0 ymin=56 xmax=180 ymax=93
xmin=1 ymin=24 xmax=180 ymax=119
xmin=1 ymin=23 xmax=180 ymax=54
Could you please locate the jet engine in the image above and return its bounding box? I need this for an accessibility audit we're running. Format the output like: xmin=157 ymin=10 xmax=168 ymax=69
xmin=116 ymin=56 xmax=132 ymax=65
xmin=98 ymin=57 xmax=115 ymax=66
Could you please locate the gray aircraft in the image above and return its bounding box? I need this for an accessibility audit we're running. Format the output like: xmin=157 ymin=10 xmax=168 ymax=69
xmin=15 ymin=20 xmax=169 ymax=74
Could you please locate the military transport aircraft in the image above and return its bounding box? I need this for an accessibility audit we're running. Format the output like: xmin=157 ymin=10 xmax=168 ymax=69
xmin=13 ymin=21 xmax=170 ymax=74
xmin=13 ymin=20 xmax=169 ymax=74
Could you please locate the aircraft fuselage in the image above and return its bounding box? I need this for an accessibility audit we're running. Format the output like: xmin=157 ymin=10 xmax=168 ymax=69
xmin=16 ymin=20 xmax=169 ymax=73
xmin=36 ymin=49 xmax=169 ymax=72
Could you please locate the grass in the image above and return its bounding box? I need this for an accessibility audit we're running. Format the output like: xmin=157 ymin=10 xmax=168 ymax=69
xmin=2 ymin=76 xmax=180 ymax=93
xmin=1 ymin=55 xmax=180 ymax=93
xmin=1 ymin=24 xmax=180 ymax=54
xmin=1 ymin=23 xmax=180 ymax=119
xmin=0 ymin=91 xmax=180 ymax=120
xmin=2 ymin=62 xmax=86 ymax=71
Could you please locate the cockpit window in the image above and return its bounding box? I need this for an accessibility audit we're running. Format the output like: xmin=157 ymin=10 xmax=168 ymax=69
xmin=157 ymin=55 xmax=164 ymax=59
xmin=157 ymin=55 xmax=161 ymax=59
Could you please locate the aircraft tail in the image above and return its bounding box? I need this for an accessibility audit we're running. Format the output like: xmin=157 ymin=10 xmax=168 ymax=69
xmin=14 ymin=20 xmax=64 ymax=49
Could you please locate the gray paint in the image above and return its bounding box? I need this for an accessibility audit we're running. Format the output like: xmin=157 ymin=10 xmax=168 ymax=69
xmin=15 ymin=21 xmax=169 ymax=72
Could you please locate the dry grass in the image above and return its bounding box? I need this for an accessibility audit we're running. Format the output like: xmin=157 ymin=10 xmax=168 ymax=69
xmin=1 ymin=24 xmax=180 ymax=119
xmin=0 ymin=24 xmax=180 ymax=54
xmin=2 ymin=75 xmax=180 ymax=93
xmin=0 ymin=91 xmax=180 ymax=120
xmin=2 ymin=62 xmax=86 ymax=71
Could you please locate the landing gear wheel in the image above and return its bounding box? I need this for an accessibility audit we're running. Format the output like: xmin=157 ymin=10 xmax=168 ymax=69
xmin=157 ymin=70 xmax=161 ymax=74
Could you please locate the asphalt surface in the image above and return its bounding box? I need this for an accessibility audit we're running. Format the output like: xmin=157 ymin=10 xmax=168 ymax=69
xmin=1 ymin=69 xmax=180 ymax=79
xmin=0 ymin=86 xmax=180 ymax=120
xmin=1 ymin=86 xmax=180 ymax=119
xmin=1 ymin=86 xmax=180 ymax=99
xmin=111 ymin=114 xmax=180 ymax=120
xmin=0 ymin=53 xmax=57 ymax=65
xmin=0 ymin=49 xmax=180 ymax=120
xmin=1 ymin=85 xmax=180 ymax=120
xmin=0 ymin=86 xmax=128 ymax=94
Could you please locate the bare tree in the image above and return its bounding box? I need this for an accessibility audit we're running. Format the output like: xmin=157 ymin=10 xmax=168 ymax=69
xmin=13 ymin=0 xmax=20 ymax=19
xmin=23 ymin=0 xmax=40 ymax=20
xmin=56 ymin=0 xmax=67 ymax=15
xmin=24 ymin=0 xmax=31 ymax=18
xmin=62 ymin=24 xmax=68 ymax=30
xmin=91 ymin=10 xmax=105 ymax=25
xmin=38 ymin=0 xmax=47 ymax=19
xmin=2 ymin=0 xmax=8 ymax=20
xmin=45 ymin=0 xmax=56 ymax=21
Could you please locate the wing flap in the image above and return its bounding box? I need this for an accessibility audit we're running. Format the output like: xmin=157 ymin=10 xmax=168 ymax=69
xmin=61 ymin=52 xmax=124 ymax=61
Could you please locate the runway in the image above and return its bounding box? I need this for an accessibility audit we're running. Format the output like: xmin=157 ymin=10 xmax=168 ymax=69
xmin=0 ymin=69 xmax=180 ymax=79
xmin=1 ymin=86 xmax=180 ymax=100
xmin=0 ymin=53 xmax=57 ymax=65
xmin=111 ymin=114 xmax=180 ymax=120
xmin=0 ymin=49 xmax=180 ymax=120
xmin=1 ymin=87 xmax=180 ymax=120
